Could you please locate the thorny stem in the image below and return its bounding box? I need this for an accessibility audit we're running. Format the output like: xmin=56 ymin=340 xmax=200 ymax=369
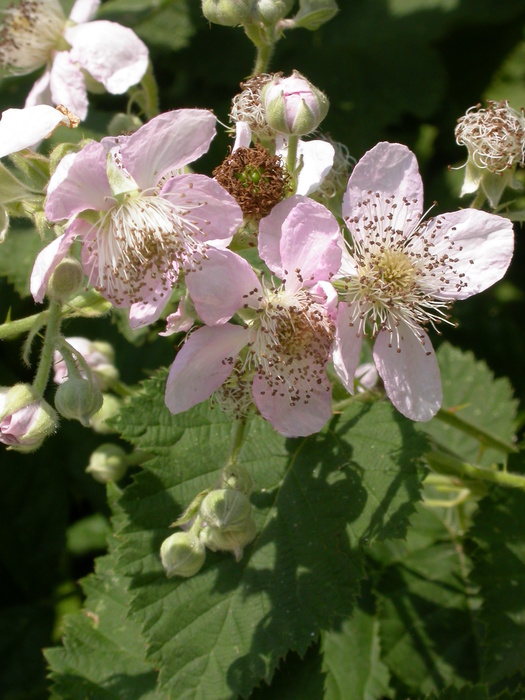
xmin=32 ymin=301 xmax=62 ymax=396
xmin=426 ymin=450 xmax=525 ymax=491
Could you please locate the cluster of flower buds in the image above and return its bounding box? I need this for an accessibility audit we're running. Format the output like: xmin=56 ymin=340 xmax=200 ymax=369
xmin=201 ymin=0 xmax=338 ymax=32
xmin=160 ymin=464 xmax=256 ymax=577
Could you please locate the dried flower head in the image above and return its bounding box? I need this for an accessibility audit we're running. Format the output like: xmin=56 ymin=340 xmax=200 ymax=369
xmin=230 ymin=73 xmax=275 ymax=138
xmin=213 ymin=143 xmax=291 ymax=220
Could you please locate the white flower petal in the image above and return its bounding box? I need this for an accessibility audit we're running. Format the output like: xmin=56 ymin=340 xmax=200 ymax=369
xmin=49 ymin=51 xmax=88 ymax=120
xmin=0 ymin=105 xmax=69 ymax=158
xmin=68 ymin=0 xmax=100 ymax=23
xmin=295 ymin=139 xmax=334 ymax=196
xmin=373 ymin=324 xmax=442 ymax=421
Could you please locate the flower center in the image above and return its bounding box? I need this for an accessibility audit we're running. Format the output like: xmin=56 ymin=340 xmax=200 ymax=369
xmin=86 ymin=192 xmax=204 ymax=307
xmin=246 ymin=285 xmax=334 ymax=406
xmin=0 ymin=0 xmax=65 ymax=74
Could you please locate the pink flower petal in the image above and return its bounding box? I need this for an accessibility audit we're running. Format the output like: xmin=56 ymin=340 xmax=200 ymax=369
xmin=279 ymin=198 xmax=341 ymax=291
xmin=258 ymin=195 xmax=300 ymax=277
xmin=68 ymin=0 xmax=100 ymax=23
xmin=117 ymin=110 xmax=217 ymax=190
xmin=332 ymin=302 xmax=362 ymax=393
xmin=25 ymin=70 xmax=52 ymax=110
xmin=128 ymin=285 xmax=172 ymax=329
xmin=343 ymin=142 xmax=423 ymax=244
xmin=0 ymin=106 xmax=70 ymax=158
xmin=45 ymin=141 xmax=111 ymax=221
xmin=233 ymin=121 xmax=252 ymax=151
xmin=30 ymin=225 xmax=81 ymax=303
xmin=422 ymin=209 xmax=514 ymax=300
xmin=165 ymin=324 xmax=248 ymax=414
xmin=66 ymin=21 xmax=148 ymax=95
xmin=373 ymin=324 xmax=442 ymax=421
xmin=252 ymin=370 xmax=332 ymax=437
xmin=185 ymin=247 xmax=262 ymax=325
xmin=160 ymin=173 xmax=243 ymax=246
xmin=49 ymin=52 xmax=88 ymax=121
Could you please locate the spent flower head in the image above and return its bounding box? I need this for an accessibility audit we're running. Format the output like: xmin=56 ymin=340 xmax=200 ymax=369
xmin=333 ymin=142 xmax=514 ymax=421
xmin=455 ymin=100 xmax=525 ymax=206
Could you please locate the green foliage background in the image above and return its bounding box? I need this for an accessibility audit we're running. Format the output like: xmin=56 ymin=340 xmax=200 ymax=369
xmin=0 ymin=0 xmax=525 ymax=698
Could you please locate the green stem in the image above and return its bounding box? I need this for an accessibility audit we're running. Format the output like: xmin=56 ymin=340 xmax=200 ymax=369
xmin=470 ymin=190 xmax=486 ymax=209
xmin=32 ymin=301 xmax=62 ymax=396
xmin=253 ymin=42 xmax=273 ymax=74
xmin=286 ymin=134 xmax=299 ymax=180
xmin=427 ymin=450 xmax=525 ymax=491
xmin=435 ymin=407 xmax=518 ymax=455
xmin=0 ymin=311 xmax=47 ymax=341
xmin=227 ymin=419 xmax=248 ymax=467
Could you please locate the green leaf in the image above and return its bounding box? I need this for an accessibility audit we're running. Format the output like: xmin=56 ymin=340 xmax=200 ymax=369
xmin=112 ymin=370 xmax=427 ymax=698
xmin=371 ymin=503 xmax=480 ymax=695
xmin=46 ymin=556 xmax=160 ymax=700
xmin=0 ymin=226 xmax=48 ymax=297
xmin=322 ymin=580 xmax=394 ymax=700
xmin=420 ymin=343 xmax=517 ymax=467
xmin=469 ymin=488 xmax=525 ymax=685
xmin=250 ymin=643 xmax=326 ymax=700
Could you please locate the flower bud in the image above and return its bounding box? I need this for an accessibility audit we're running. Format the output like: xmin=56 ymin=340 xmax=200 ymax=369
xmin=86 ymin=443 xmax=128 ymax=483
xmin=200 ymin=517 xmax=257 ymax=561
xmin=89 ymin=394 xmax=122 ymax=434
xmin=293 ymin=0 xmax=338 ymax=30
xmin=201 ymin=0 xmax=252 ymax=26
xmin=54 ymin=376 xmax=103 ymax=426
xmin=54 ymin=337 xmax=119 ymax=391
xmin=262 ymin=71 xmax=329 ymax=136
xmin=46 ymin=257 xmax=84 ymax=302
xmin=252 ymin=0 xmax=294 ymax=25
xmin=160 ymin=531 xmax=206 ymax=578
xmin=0 ymin=384 xmax=57 ymax=452
xmin=200 ymin=489 xmax=252 ymax=531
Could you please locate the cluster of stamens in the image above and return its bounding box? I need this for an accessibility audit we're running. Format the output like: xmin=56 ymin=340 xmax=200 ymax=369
xmin=213 ymin=143 xmax=290 ymax=220
xmin=212 ymin=359 xmax=257 ymax=419
xmin=341 ymin=192 xmax=466 ymax=350
xmin=229 ymin=73 xmax=275 ymax=137
xmin=241 ymin=282 xmax=335 ymax=407
xmin=86 ymin=188 xmax=209 ymax=307
xmin=455 ymin=100 xmax=525 ymax=173
xmin=0 ymin=0 xmax=64 ymax=73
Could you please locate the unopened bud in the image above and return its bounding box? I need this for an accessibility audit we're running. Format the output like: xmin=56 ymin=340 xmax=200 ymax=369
xmin=201 ymin=0 xmax=252 ymax=26
xmin=262 ymin=71 xmax=329 ymax=136
xmin=89 ymin=394 xmax=122 ymax=434
xmin=200 ymin=517 xmax=257 ymax=561
xmin=200 ymin=489 xmax=252 ymax=531
xmin=46 ymin=257 xmax=84 ymax=302
xmin=219 ymin=464 xmax=254 ymax=495
xmin=160 ymin=531 xmax=206 ymax=578
xmin=86 ymin=443 xmax=128 ymax=483
xmin=293 ymin=0 xmax=338 ymax=30
xmin=54 ymin=337 xmax=119 ymax=391
xmin=54 ymin=376 xmax=103 ymax=425
xmin=252 ymin=0 xmax=294 ymax=25
xmin=0 ymin=383 xmax=57 ymax=452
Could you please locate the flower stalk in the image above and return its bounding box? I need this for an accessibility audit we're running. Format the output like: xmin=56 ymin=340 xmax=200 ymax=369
xmin=426 ymin=450 xmax=525 ymax=492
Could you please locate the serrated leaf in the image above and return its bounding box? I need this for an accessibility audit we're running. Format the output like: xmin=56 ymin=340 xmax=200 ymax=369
xmin=112 ymin=370 xmax=427 ymax=699
xmin=371 ymin=503 xmax=480 ymax=695
xmin=420 ymin=343 xmax=517 ymax=467
xmin=46 ymin=556 xmax=160 ymax=700
xmin=469 ymin=488 xmax=525 ymax=685
xmin=250 ymin=643 xmax=325 ymax=700
xmin=322 ymin=581 xmax=394 ymax=700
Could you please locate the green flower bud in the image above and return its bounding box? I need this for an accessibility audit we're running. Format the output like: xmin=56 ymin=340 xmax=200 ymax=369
xmin=200 ymin=517 xmax=257 ymax=561
xmin=293 ymin=0 xmax=338 ymax=30
xmin=252 ymin=0 xmax=294 ymax=25
xmin=54 ymin=376 xmax=103 ymax=426
xmin=160 ymin=531 xmax=206 ymax=578
xmin=262 ymin=70 xmax=329 ymax=136
xmin=200 ymin=489 xmax=252 ymax=531
xmin=46 ymin=257 xmax=84 ymax=302
xmin=201 ymin=0 xmax=252 ymax=26
xmin=86 ymin=443 xmax=128 ymax=483
xmin=0 ymin=383 xmax=57 ymax=453
xmin=89 ymin=394 xmax=122 ymax=434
